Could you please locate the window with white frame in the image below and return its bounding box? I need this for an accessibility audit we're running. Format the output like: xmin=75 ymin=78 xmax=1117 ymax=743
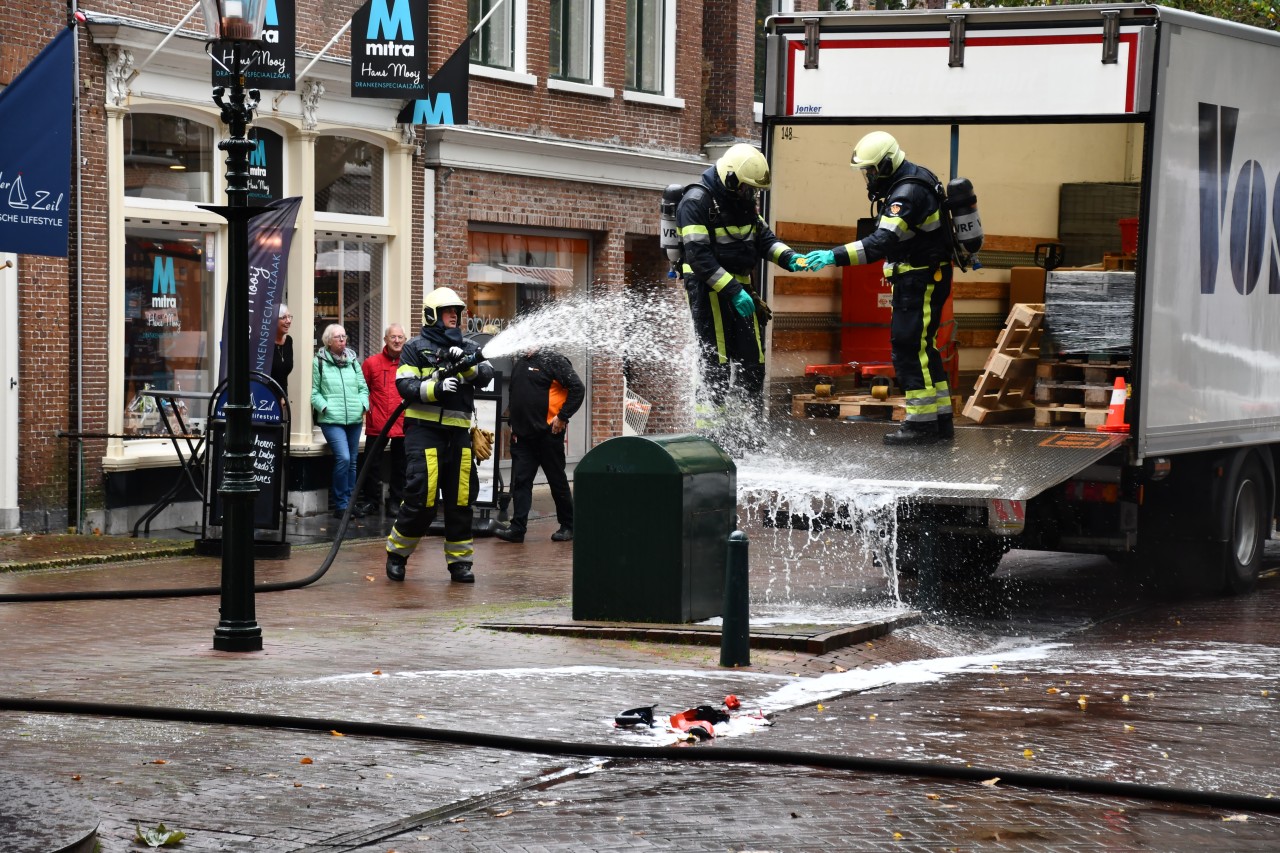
xmin=312 ymin=134 xmax=389 ymax=361
xmin=625 ymin=0 xmax=672 ymax=96
xmin=470 ymin=0 xmax=515 ymax=70
xmin=314 ymin=136 xmax=384 ymax=217
xmin=123 ymin=113 xmax=215 ymax=203
xmin=122 ymin=225 xmax=216 ymax=434
xmin=550 ymin=0 xmax=592 ymax=83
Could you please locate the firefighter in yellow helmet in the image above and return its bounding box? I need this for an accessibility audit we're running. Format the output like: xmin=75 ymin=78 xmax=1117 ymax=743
xmin=677 ymin=143 xmax=803 ymax=446
xmin=805 ymin=131 xmax=955 ymax=446
xmin=384 ymin=286 xmax=494 ymax=583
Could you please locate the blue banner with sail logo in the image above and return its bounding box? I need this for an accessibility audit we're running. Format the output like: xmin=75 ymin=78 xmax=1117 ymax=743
xmin=0 ymin=27 xmax=73 ymax=257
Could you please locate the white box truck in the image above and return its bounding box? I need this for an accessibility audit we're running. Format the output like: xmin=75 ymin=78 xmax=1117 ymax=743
xmin=761 ymin=4 xmax=1280 ymax=593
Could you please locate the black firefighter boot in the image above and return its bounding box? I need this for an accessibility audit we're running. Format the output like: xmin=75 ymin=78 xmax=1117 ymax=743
xmin=936 ymin=413 xmax=955 ymax=441
xmin=448 ymin=561 xmax=475 ymax=584
xmin=385 ymin=551 xmax=407 ymax=582
xmin=883 ymin=419 xmax=941 ymax=447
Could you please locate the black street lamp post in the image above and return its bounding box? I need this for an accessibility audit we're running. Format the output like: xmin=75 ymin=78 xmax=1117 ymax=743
xmin=200 ymin=0 xmax=268 ymax=652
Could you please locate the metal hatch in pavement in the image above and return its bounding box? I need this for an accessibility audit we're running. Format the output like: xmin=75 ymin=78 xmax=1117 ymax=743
xmin=759 ymin=420 xmax=1128 ymax=502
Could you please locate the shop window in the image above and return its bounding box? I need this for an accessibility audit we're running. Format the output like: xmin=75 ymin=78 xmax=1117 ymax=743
xmin=123 ymin=113 xmax=215 ymax=203
xmin=314 ymin=136 xmax=384 ymax=217
xmin=123 ymin=227 xmax=215 ymax=432
xmin=314 ymin=238 xmax=385 ymax=358
xmin=466 ymin=231 xmax=588 ymax=334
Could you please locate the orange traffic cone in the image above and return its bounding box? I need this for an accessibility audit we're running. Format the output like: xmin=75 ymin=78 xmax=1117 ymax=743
xmin=1096 ymin=376 xmax=1129 ymax=433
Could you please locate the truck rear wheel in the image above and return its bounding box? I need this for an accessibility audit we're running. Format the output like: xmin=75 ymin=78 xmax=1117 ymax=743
xmin=1220 ymin=453 xmax=1268 ymax=595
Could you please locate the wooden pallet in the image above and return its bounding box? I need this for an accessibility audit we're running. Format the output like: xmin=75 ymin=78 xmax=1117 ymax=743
xmin=1036 ymin=359 xmax=1129 ymax=406
xmin=1034 ymin=404 xmax=1110 ymax=428
xmin=791 ymin=393 xmax=906 ymax=421
xmin=961 ymin=303 xmax=1045 ymax=424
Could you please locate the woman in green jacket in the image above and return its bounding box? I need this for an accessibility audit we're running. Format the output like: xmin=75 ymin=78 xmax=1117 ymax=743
xmin=312 ymin=324 xmax=370 ymax=517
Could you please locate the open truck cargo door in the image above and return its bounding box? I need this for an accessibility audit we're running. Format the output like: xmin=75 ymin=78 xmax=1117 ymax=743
xmin=759 ymin=6 xmax=1280 ymax=595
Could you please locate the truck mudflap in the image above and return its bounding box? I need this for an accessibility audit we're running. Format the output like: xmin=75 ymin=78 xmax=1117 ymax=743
xmin=762 ymin=420 xmax=1127 ymax=502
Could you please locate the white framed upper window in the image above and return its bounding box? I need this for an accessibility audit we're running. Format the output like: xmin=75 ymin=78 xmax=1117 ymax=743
xmin=550 ymin=0 xmax=596 ymax=84
xmin=625 ymin=0 xmax=677 ymax=103
xmin=470 ymin=0 xmax=531 ymax=85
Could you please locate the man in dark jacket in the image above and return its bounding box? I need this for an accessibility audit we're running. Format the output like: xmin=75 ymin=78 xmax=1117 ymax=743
xmin=804 ymin=131 xmax=955 ymax=446
xmin=385 ymin=288 xmax=495 ymax=584
xmin=495 ymin=347 xmax=584 ymax=543
xmin=678 ymin=143 xmax=802 ymax=441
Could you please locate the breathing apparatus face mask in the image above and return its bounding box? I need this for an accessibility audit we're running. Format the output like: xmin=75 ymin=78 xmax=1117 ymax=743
xmin=726 ymin=173 xmax=759 ymax=208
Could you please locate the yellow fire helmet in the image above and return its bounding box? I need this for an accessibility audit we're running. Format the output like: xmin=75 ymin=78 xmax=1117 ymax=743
xmin=851 ymin=131 xmax=905 ymax=192
xmin=422 ymin=286 xmax=466 ymax=326
xmin=715 ymin=143 xmax=772 ymax=194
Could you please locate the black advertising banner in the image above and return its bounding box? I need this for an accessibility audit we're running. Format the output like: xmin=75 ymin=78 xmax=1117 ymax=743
xmin=212 ymin=0 xmax=296 ymax=90
xmin=351 ymin=0 xmax=429 ymax=99
xmin=217 ymin=197 xmax=303 ymax=385
xmin=397 ymin=36 xmax=470 ymax=126
xmin=210 ymin=380 xmax=287 ymax=530
xmin=246 ymin=127 xmax=283 ymax=206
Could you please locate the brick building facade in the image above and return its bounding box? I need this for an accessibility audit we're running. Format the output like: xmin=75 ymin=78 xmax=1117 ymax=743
xmin=0 ymin=0 xmax=770 ymax=534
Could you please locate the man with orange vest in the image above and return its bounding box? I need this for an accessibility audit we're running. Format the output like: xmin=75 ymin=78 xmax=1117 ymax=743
xmin=495 ymin=346 xmax=584 ymax=544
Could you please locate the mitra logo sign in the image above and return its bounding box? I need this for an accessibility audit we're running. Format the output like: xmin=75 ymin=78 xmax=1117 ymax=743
xmin=1198 ymin=102 xmax=1280 ymax=296
xmin=351 ymin=0 xmax=429 ymax=99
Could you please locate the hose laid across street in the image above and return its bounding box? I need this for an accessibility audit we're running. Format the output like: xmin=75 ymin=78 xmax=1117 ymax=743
xmin=1 ymin=696 xmax=1277 ymax=816
xmin=0 ymin=400 xmax=410 ymax=604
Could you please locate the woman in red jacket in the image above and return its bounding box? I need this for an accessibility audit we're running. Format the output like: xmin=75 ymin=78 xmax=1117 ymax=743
xmin=359 ymin=324 xmax=407 ymax=514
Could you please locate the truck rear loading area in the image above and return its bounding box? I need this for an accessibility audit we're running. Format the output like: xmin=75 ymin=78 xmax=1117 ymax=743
xmin=761 ymin=5 xmax=1280 ymax=595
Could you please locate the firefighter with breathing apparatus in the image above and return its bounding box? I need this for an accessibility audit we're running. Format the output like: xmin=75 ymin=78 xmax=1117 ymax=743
xmin=384 ymin=287 xmax=494 ymax=583
xmin=804 ymin=131 xmax=983 ymax=446
xmin=661 ymin=143 xmax=805 ymax=443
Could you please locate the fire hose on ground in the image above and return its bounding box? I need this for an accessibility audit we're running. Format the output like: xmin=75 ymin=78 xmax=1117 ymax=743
xmin=0 ymin=696 xmax=1277 ymax=816
xmin=1 ymin=365 xmax=1278 ymax=816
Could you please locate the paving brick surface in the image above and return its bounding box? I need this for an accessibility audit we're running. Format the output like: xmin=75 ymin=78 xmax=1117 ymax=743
xmin=0 ymin=519 xmax=1278 ymax=851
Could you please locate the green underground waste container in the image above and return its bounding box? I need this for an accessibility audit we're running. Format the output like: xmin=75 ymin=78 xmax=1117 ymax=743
xmin=573 ymin=433 xmax=736 ymax=623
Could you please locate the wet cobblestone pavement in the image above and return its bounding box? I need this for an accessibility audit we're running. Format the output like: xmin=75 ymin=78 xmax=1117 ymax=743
xmin=1 ymin=517 xmax=1278 ymax=851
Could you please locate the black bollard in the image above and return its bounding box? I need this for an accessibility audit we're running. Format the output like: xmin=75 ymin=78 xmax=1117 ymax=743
xmin=720 ymin=530 xmax=751 ymax=667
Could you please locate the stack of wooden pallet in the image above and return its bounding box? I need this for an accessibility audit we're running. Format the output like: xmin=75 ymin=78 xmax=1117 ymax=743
xmin=961 ymin=303 xmax=1044 ymax=424
xmin=1033 ymin=357 xmax=1129 ymax=427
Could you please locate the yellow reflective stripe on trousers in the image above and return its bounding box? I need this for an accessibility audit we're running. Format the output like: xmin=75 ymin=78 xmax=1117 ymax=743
xmin=904 ymin=387 xmax=939 ymax=420
xmin=425 ymin=447 xmax=439 ymax=508
xmin=386 ymin=526 xmax=420 ymax=557
xmin=708 ymin=291 xmax=728 ymax=363
xmin=935 ymin=380 xmax=952 ymax=415
xmin=904 ymin=276 xmax=940 ymax=422
xmin=457 ymin=446 xmax=472 ymax=506
xmin=445 ymin=539 xmax=474 ymax=563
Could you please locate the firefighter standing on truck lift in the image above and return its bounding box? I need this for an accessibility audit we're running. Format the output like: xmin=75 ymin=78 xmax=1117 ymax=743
xmin=384 ymin=287 xmax=495 ymax=584
xmin=805 ymin=131 xmax=955 ymax=446
xmin=677 ymin=143 xmax=805 ymax=445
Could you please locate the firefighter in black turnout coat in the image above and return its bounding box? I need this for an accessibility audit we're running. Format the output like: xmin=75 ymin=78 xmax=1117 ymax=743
xmin=385 ymin=287 xmax=495 ymax=583
xmin=677 ymin=143 xmax=803 ymax=437
xmin=805 ymin=131 xmax=955 ymax=446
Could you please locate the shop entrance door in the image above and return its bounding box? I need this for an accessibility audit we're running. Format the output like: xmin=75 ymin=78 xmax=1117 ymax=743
xmin=0 ymin=255 xmax=18 ymax=532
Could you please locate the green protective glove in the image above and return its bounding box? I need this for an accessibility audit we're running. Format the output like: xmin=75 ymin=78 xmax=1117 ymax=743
xmin=730 ymin=288 xmax=756 ymax=318
xmin=804 ymin=249 xmax=836 ymax=272
xmin=787 ymin=255 xmax=804 ymax=272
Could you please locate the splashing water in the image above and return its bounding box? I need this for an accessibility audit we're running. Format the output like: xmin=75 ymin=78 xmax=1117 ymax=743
xmin=479 ymin=289 xmax=914 ymax=615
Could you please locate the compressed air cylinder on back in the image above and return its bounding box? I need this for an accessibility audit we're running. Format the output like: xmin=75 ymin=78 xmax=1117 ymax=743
xmin=946 ymin=178 xmax=984 ymax=262
xmin=661 ymin=184 xmax=686 ymax=276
